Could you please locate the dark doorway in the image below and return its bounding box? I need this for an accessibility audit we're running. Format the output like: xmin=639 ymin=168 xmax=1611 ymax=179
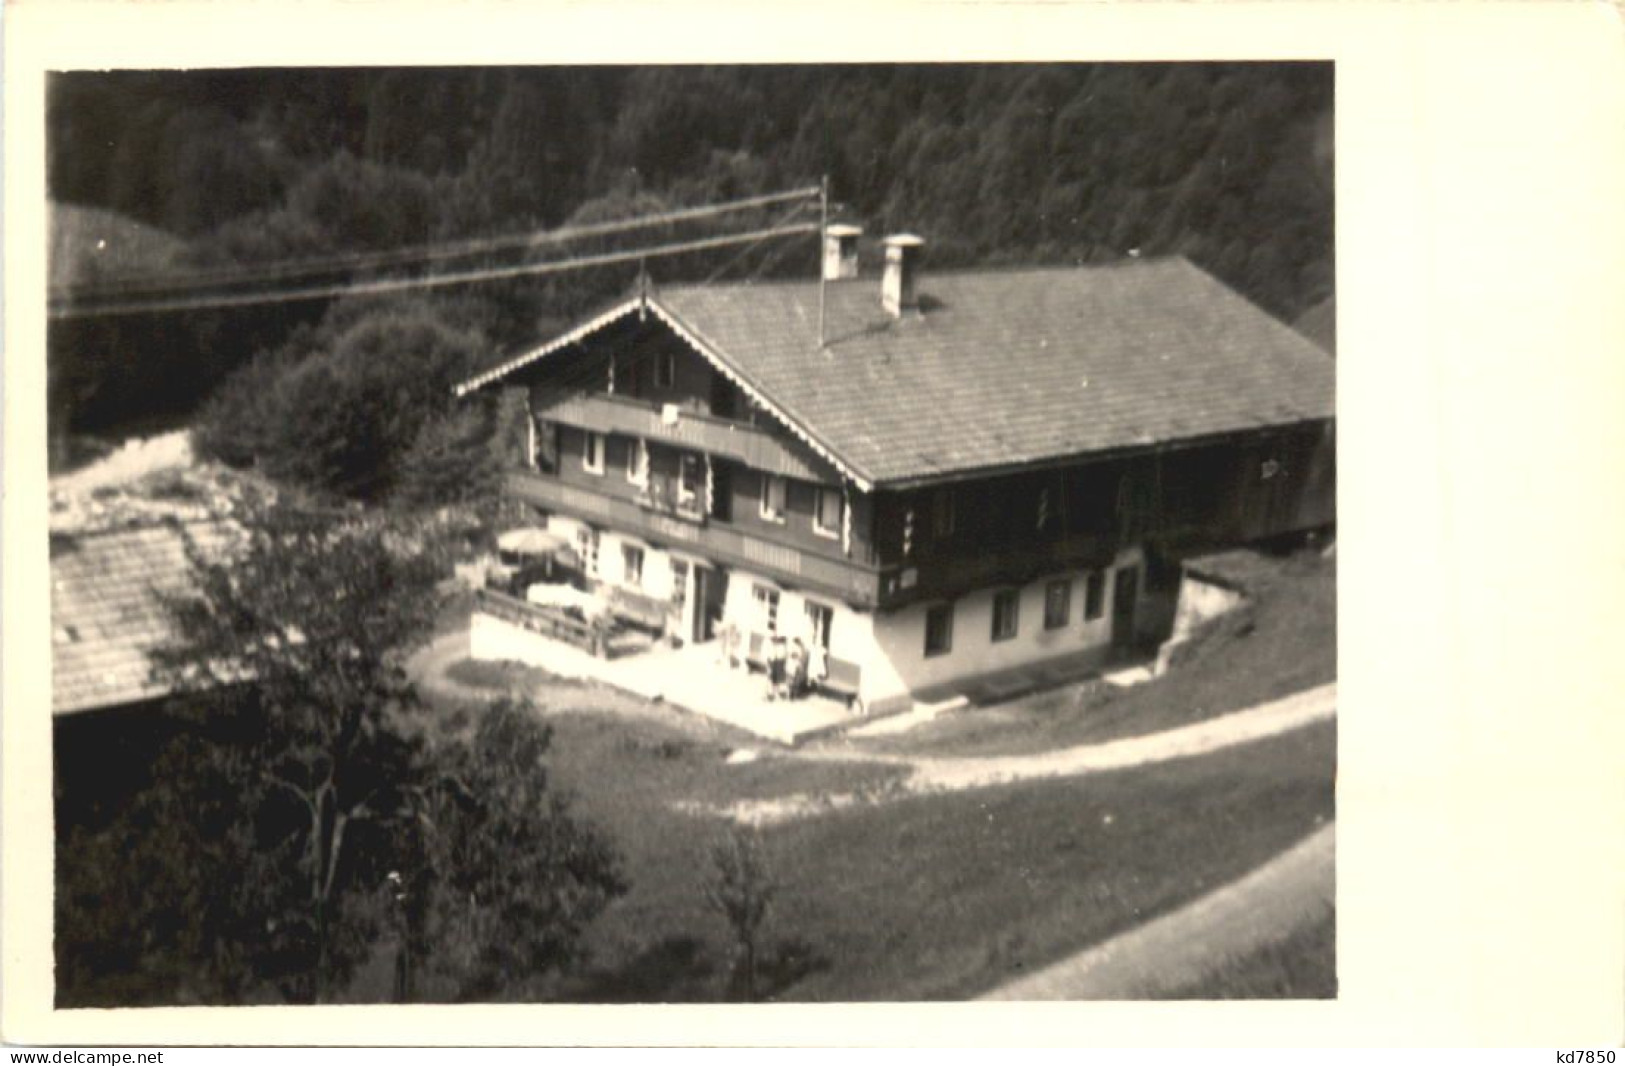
xmin=694 ymin=565 xmax=729 ymax=642
xmin=1111 ymin=566 xmax=1139 ymax=652
xmin=709 ymin=462 xmax=733 ymax=522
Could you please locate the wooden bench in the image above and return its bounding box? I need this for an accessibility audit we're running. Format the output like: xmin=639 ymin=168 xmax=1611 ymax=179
xmin=816 ymin=655 xmax=863 ymax=712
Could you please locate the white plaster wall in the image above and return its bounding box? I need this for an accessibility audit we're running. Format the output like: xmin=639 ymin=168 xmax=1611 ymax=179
xmin=721 ymin=566 xmax=785 ymax=642
xmin=538 ymin=514 xmax=675 ymax=602
xmin=1170 ymin=575 xmax=1245 ymax=641
xmin=716 ymin=567 xmax=870 ymax=660
xmin=858 ymin=548 xmax=1143 ymax=706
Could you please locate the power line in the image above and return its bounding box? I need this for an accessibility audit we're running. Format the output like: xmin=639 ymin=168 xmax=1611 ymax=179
xmin=49 ymin=222 xmax=821 ymax=320
xmin=52 ymin=186 xmax=822 ymax=301
xmin=481 ymin=203 xmax=820 ymax=397
xmin=699 ymin=200 xmax=817 ymax=285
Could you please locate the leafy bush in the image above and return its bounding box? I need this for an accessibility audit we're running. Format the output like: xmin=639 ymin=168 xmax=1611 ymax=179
xmin=56 ymin=501 xmax=626 ymax=1006
xmin=393 ymin=405 xmax=502 ymax=511
xmin=194 ymin=302 xmax=486 ymax=502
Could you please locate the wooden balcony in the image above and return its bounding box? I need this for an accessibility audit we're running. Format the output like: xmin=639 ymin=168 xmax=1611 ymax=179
xmin=875 ymin=531 xmax=1122 ymax=609
xmin=534 ymin=389 xmax=829 ymax=482
xmin=635 ymin=473 xmax=706 ymax=524
xmin=506 ymin=470 xmax=883 ymax=607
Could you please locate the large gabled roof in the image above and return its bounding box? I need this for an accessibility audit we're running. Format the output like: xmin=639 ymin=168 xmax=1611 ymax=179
xmin=460 ymin=256 xmax=1335 ymax=487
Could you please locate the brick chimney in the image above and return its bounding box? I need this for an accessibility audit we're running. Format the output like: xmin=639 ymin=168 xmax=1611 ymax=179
xmin=882 ymin=234 xmax=924 ymax=317
xmin=822 ymin=224 xmax=862 ymax=280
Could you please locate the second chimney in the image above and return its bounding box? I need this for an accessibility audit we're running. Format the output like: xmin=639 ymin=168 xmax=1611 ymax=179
xmin=822 ymin=224 xmax=862 ymax=280
xmin=882 ymin=233 xmax=925 ymax=317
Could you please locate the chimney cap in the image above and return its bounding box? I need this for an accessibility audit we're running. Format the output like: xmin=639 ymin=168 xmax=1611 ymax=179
xmin=825 ymin=223 xmax=863 ymax=238
xmin=884 ymin=233 xmax=926 ymax=248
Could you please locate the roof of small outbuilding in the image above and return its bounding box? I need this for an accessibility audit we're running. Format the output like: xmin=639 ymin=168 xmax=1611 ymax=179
xmin=50 ymin=521 xmax=234 ymax=715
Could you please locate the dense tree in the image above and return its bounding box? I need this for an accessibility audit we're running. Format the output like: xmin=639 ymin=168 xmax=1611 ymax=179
xmin=194 ymin=301 xmax=487 ymax=501
xmin=392 ymin=699 xmax=628 ymax=1002
xmin=705 ymin=827 xmax=777 ymax=1002
xmin=393 ymin=404 xmax=504 ymax=513
xmin=145 ymin=499 xmax=443 ymax=1002
xmin=50 ymin=63 xmax=1333 ymax=442
xmin=55 ymin=499 xmax=626 ymax=1005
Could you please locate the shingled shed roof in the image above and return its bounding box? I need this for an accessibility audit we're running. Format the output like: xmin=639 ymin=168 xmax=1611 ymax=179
xmin=50 ymin=521 xmax=234 ymax=715
xmin=461 ymin=256 xmax=1335 ymax=487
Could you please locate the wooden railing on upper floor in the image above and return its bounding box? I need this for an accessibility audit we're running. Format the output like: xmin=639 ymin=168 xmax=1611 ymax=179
xmin=533 ymin=388 xmax=830 ymax=482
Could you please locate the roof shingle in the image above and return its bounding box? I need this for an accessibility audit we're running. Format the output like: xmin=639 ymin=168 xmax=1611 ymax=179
xmin=653 ymin=257 xmax=1333 ymax=485
xmin=50 ymin=521 xmax=234 ymax=715
xmin=460 ymin=256 xmax=1335 ymax=486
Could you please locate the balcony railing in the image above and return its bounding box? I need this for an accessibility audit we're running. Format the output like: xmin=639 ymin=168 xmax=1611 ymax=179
xmin=507 ymin=470 xmax=883 ymax=606
xmin=636 ymin=473 xmax=706 ymax=524
xmin=876 ymin=530 xmax=1122 ymax=608
xmin=534 ymin=389 xmax=828 ymax=482
xmin=475 ymin=587 xmax=605 ymax=656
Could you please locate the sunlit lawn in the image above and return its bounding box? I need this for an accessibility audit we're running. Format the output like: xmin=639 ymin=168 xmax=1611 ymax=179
xmin=516 ymin=703 xmax=1336 ymax=1001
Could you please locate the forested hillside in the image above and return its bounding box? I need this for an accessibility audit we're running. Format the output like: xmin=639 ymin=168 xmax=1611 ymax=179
xmin=48 ymin=63 xmax=1332 ymax=497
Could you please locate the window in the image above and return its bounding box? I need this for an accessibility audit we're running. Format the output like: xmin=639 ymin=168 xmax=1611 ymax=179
xmin=655 ymin=351 xmax=677 ymax=390
xmin=753 ymin=584 xmax=780 ymax=633
xmin=583 ymin=431 xmax=604 ymax=476
xmin=709 ymin=461 xmax=734 ymax=521
xmin=814 ymin=487 xmax=843 ymax=539
xmin=678 ymin=454 xmax=702 ymax=509
xmin=625 ymin=437 xmax=648 ymax=486
xmin=924 ymin=603 xmax=954 ymax=657
xmin=992 ymin=589 xmax=1020 ymax=642
xmin=804 ymin=601 xmax=834 ymax=650
xmin=759 ymin=474 xmax=787 ymax=523
xmin=1085 ymin=570 xmax=1106 ymax=621
xmin=621 ymin=545 xmax=644 ymax=589
xmin=932 ymin=488 xmax=955 ymax=538
xmin=1044 ymin=579 xmax=1072 ymax=630
xmin=577 ymin=527 xmax=600 ymax=578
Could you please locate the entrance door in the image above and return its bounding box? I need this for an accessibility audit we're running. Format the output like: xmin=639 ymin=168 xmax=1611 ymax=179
xmin=693 ymin=566 xmax=729 ymax=642
xmin=1111 ymin=567 xmax=1139 ymax=652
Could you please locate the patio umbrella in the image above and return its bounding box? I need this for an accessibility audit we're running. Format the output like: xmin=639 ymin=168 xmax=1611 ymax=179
xmin=497 ymin=527 xmax=569 ymax=556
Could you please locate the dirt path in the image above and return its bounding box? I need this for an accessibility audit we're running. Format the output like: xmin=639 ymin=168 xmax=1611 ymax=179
xmin=980 ymin=821 xmax=1335 ymax=1000
xmin=907 ymin=682 xmax=1334 ymax=791
xmin=704 ymin=683 xmax=1336 ymax=824
xmin=408 ymin=628 xmax=483 ymax=705
xmin=409 ymin=629 xmax=1335 ymax=826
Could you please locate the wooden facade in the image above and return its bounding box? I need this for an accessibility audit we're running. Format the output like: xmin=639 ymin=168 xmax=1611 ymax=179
xmin=466 ymin=269 xmax=1333 ymax=709
xmin=500 ymin=325 xmax=1333 ymax=621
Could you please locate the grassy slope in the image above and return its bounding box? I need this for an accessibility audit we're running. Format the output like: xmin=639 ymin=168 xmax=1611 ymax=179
xmin=404 ymin=548 xmax=1338 ymax=1001
xmin=540 ymin=708 xmax=1335 ymax=1002
xmin=1156 ymin=905 xmax=1337 ymax=1000
xmin=853 ymin=548 xmax=1335 ymax=759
